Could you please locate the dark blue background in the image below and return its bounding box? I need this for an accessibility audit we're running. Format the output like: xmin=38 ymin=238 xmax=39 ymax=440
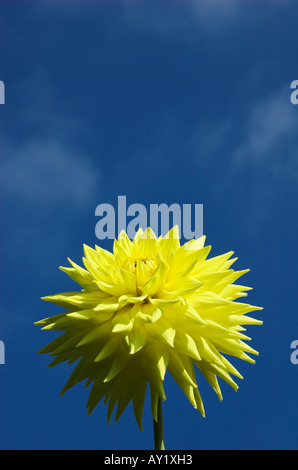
xmin=0 ymin=0 xmax=297 ymax=450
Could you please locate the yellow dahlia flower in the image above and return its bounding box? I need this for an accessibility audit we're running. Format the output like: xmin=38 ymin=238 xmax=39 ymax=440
xmin=36 ymin=227 xmax=262 ymax=434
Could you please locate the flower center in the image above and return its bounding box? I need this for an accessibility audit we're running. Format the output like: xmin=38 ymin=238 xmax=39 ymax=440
xmin=125 ymin=257 xmax=156 ymax=274
xmin=134 ymin=257 xmax=155 ymax=271
xmin=121 ymin=256 xmax=156 ymax=289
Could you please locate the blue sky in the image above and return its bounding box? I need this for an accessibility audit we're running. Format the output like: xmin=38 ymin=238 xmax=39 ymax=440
xmin=0 ymin=0 xmax=297 ymax=450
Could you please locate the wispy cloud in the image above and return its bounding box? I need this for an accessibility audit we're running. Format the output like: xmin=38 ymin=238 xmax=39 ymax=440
xmin=122 ymin=0 xmax=294 ymax=35
xmin=1 ymin=139 xmax=101 ymax=209
xmin=0 ymin=136 xmax=102 ymax=327
xmin=232 ymin=87 xmax=298 ymax=181
xmin=188 ymin=83 xmax=298 ymax=183
xmin=33 ymin=0 xmax=254 ymax=38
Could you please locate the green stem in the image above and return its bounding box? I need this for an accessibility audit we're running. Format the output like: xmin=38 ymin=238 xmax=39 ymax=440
xmin=153 ymin=397 xmax=165 ymax=450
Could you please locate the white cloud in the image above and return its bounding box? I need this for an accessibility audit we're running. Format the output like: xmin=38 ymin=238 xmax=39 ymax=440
xmin=232 ymin=87 xmax=298 ymax=181
xmin=189 ymin=84 xmax=298 ymax=183
xmin=1 ymin=62 xmax=103 ymax=211
xmin=122 ymin=0 xmax=266 ymax=35
xmin=186 ymin=84 xmax=298 ymax=238
xmin=190 ymin=0 xmax=246 ymax=22
xmin=1 ymin=139 xmax=101 ymax=209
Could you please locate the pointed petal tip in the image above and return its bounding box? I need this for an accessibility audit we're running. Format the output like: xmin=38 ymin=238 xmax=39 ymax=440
xmin=41 ymin=323 xmax=55 ymax=330
xmin=118 ymin=229 xmax=128 ymax=239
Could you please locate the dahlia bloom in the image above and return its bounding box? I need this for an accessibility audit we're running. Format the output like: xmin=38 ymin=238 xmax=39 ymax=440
xmin=36 ymin=227 xmax=262 ymax=432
